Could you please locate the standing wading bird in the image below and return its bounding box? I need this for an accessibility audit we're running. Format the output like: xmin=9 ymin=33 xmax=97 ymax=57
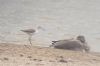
xmin=50 ymin=35 xmax=90 ymax=52
xmin=21 ymin=29 xmax=36 ymax=45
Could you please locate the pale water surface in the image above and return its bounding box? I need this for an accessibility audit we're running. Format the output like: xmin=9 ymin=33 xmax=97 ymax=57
xmin=0 ymin=0 xmax=100 ymax=52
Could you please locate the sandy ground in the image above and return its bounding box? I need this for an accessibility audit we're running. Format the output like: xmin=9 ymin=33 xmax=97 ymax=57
xmin=0 ymin=43 xmax=100 ymax=66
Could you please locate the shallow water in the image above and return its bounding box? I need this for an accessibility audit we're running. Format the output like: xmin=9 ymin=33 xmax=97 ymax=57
xmin=0 ymin=0 xmax=100 ymax=52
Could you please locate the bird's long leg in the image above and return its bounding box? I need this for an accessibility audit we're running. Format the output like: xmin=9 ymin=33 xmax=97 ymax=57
xmin=28 ymin=34 xmax=32 ymax=46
